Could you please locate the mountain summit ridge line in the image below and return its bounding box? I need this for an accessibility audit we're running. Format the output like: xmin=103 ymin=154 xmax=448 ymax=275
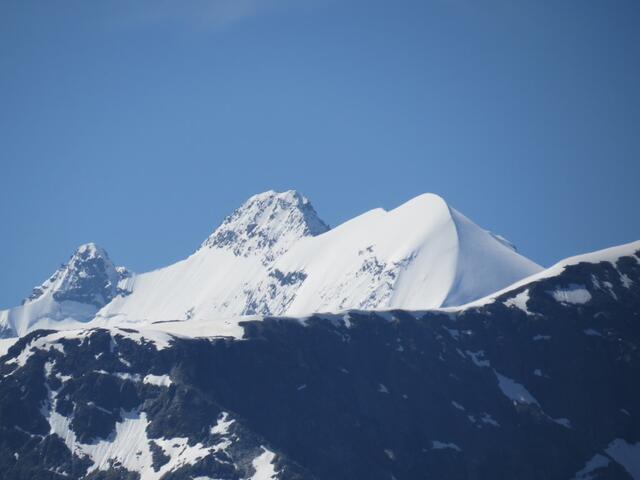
xmin=4 ymin=190 xmax=542 ymax=337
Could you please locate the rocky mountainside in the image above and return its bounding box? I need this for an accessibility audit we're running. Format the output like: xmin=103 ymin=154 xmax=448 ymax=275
xmin=0 ymin=191 xmax=541 ymax=337
xmin=1 ymin=241 xmax=638 ymax=479
xmin=0 ymin=244 xmax=130 ymax=338
xmin=199 ymin=189 xmax=330 ymax=261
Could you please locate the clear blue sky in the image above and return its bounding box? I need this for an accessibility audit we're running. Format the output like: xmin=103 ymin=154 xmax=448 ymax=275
xmin=1 ymin=0 xmax=639 ymax=308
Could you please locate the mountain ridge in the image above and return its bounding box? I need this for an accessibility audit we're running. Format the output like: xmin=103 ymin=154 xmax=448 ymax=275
xmin=94 ymin=191 xmax=542 ymax=326
xmin=1 ymin=234 xmax=638 ymax=480
xmin=2 ymin=190 xmax=541 ymax=338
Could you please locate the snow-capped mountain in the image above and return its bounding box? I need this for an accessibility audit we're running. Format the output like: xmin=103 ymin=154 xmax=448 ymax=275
xmin=96 ymin=190 xmax=541 ymax=326
xmin=0 ymin=190 xmax=541 ymax=337
xmin=0 ymin=243 xmax=130 ymax=337
xmin=1 ymin=239 xmax=638 ymax=480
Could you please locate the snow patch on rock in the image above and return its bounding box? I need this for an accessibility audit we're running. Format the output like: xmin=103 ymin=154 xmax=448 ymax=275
xmin=573 ymin=454 xmax=610 ymax=480
xmin=550 ymin=284 xmax=592 ymax=305
xmin=606 ymin=439 xmax=640 ymax=479
xmin=250 ymin=446 xmax=279 ymax=480
xmin=495 ymin=371 xmax=540 ymax=406
xmin=503 ymin=289 xmax=531 ymax=314
xmin=432 ymin=441 xmax=461 ymax=452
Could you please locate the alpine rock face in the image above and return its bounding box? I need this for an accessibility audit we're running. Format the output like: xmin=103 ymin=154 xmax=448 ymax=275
xmin=1 ymin=190 xmax=542 ymax=338
xmin=1 ymin=240 xmax=638 ymax=480
xmin=0 ymin=243 xmax=130 ymax=338
xmin=199 ymin=189 xmax=330 ymax=261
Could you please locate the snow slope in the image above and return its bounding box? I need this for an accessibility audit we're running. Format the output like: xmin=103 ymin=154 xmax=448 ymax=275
xmin=458 ymin=239 xmax=640 ymax=310
xmin=95 ymin=191 xmax=540 ymax=326
xmin=127 ymin=237 xmax=639 ymax=342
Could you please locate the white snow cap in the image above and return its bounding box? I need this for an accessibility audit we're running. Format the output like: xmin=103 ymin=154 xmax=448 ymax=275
xmin=75 ymin=242 xmax=110 ymax=258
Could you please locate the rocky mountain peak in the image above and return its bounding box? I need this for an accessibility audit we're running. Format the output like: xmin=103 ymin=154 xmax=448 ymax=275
xmin=25 ymin=242 xmax=129 ymax=308
xmin=200 ymin=190 xmax=330 ymax=262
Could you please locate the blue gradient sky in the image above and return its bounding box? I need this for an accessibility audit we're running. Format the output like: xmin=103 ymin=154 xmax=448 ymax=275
xmin=1 ymin=0 xmax=639 ymax=308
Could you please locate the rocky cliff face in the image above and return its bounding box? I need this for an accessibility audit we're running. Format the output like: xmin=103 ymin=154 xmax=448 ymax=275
xmin=0 ymin=244 xmax=638 ymax=479
xmin=36 ymin=243 xmax=129 ymax=307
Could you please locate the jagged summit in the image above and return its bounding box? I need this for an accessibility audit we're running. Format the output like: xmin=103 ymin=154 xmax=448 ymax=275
xmin=25 ymin=242 xmax=128 ymax=308
xmin=200 ymin=190 xmax=330 ymax=262
xmin=76 ymin=242 xmax=109 ymax=258
xmin=0 ymin=243 xmax=131 ymax=337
